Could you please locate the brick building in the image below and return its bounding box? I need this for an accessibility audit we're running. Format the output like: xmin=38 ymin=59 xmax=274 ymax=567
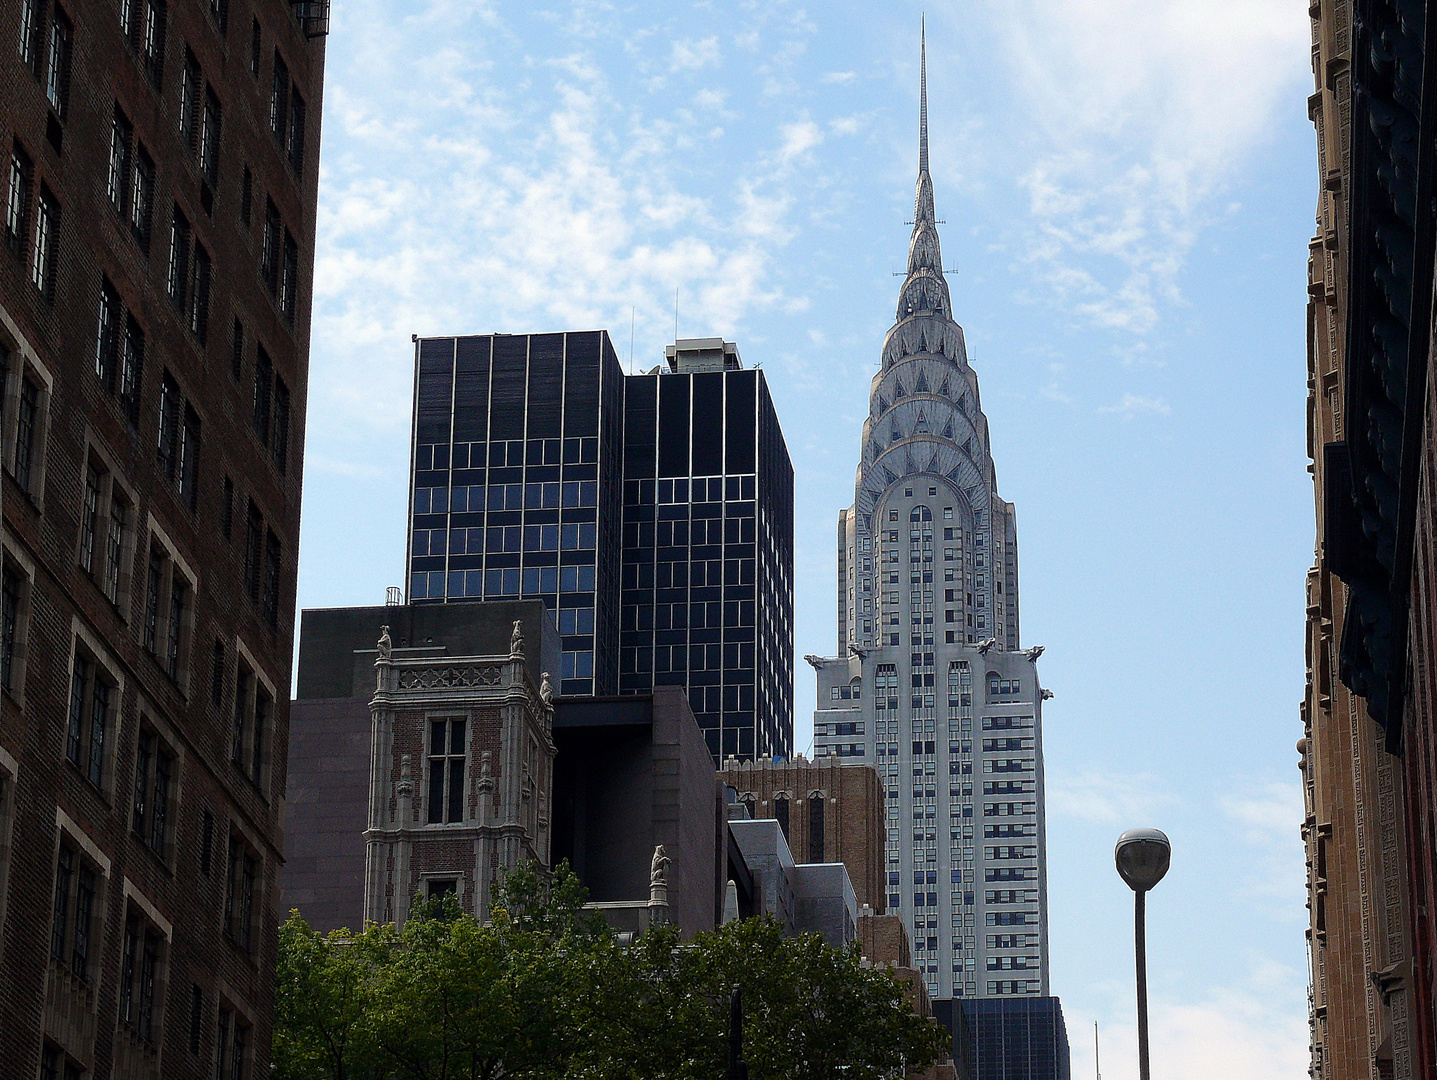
xmin=1304 ymin=2 xmax=1437 ymax=1077
xmin=0 ymin=2 xmax=325 ymax=1077
xmin=717 ymin=755 xmax=885 ymax=914
xmin=1300 ymin=2 xmax=1415 ymax=1076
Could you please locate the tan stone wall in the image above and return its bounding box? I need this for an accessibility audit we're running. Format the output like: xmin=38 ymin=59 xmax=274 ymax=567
xmin=1303 ymin=2 xmax=1413 ymax=1075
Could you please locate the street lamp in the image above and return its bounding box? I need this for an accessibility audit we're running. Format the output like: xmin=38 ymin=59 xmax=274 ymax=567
xmin=1115 ymin=828 xmax=1170 ymax=1080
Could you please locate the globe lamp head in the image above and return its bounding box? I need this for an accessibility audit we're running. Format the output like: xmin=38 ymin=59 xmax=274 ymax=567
xmin=1115 ymin=828 xmax=1171 ymax=893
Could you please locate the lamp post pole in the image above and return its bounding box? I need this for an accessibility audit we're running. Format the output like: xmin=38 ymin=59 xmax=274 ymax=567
xmin=1115 ymin=828 xmax=1170 ymax=1080
xmin=1134 ymin=888 xmax=1149 ymax=1080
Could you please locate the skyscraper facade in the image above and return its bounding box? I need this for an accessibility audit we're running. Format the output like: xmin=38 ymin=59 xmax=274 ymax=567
xmin=0 ymin=2 xmax=326 ymax=1077
xmin=811 ymin=36 xmax=1048 ymax=1003
xmin=406 ymin=334 xmax=793 ymax=761
xmin=619 ymin=339 xmax=794 ymax=761
xmin=405 ymin=332 xmax=625 ymax=697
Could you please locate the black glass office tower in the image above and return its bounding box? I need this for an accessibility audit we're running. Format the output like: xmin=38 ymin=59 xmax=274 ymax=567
xmin=406 ymin=332 xmax=624 ymax=695
xmin=406 ymin=334 xmax=794 ymax=760
xmin=934 ymin=997 xmax=1071 ymax=1080
xmin=619 ymin=340 xmax=794 ymax=762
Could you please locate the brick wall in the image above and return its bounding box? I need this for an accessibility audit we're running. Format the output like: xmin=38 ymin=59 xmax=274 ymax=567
xmin=0 ymin=1 xmax=324 ymax=1076
xmin=718 ymin=757 xmax=885 ymax=913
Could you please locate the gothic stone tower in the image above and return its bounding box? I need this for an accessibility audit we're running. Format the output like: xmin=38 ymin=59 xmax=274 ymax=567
xmin=363 ymin=623 xmax=555 ymax=926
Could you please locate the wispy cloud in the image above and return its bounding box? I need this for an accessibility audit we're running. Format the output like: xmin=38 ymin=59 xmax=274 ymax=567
xmin=1218 ymin=780 xmax=1305 ymax=905
xmin=822 ymin=70 xmax=856 ymax=84
xmin=1047 ymin=769 xmax=1180 ymax=825
xmin=670 ymin=35 xmax=720 ymax=72
xmin=309 ymin=7 xmax=820 ymax=441
xmin=979 ymin=0 xmax=1308 ymax=332
xmin=1098 ymin=392 xmax=1171 ymax=418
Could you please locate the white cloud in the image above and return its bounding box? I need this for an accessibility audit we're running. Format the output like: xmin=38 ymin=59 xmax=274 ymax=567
xmin=778 ymin=119 xmax=823 ymax=161
xmin=822 ymin=70 xmax=857 ymax=84
xmin=975 ymin=0 xmax=1309 ymax=331
xmin=307 ymin=8 xmax=819 ymax=444
xmin=670 ymin=35 xmax=720 ymax=72
xmin=1047 ymin=769 xmax=1179 ymax=825
xmin=1218 ymin=781 xmax=1306 ymax=906
xmin=1098 ymin=393 xmax=1171 ymax=418
xmin=1219 ymin=782 xmax=1302 ymax=846
xmin=1071 ymin=988 xmax=1309 ymax=1080
xmin=693 ymin=88 xmax=728 ymax=111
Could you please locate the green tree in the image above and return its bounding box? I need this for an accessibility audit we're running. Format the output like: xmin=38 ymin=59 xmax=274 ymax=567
xmin=274 ymin=862 xmax=950 ymax=1080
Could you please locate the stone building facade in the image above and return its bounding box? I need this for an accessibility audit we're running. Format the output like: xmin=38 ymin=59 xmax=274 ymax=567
xmin=718 ymin=755 xmax=885 ymax=913
xmin=1302 ymin=2 xmax=1422 ymax=1077
xmin=363 ymin=623 xmax=555 ymax=926
xmin=0 ymin=2 xmax=325 ymax=1078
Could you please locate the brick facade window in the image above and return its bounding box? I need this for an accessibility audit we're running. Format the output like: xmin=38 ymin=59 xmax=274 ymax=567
xmin=31 ymin=183 xmax=58 ymax=298
xmin=51 ymin=842 xmax=100 ymax=979
xmin=132 ymin=726 xmax=176 ymax=859
xmin=216 ymin=1003 xmax=250 ymax=1079
xmin=223 ymin=834 xmax=258 ymax=953
xmin=66 ymin=644 xmax=117 ymax=789
xmin=231 ymin=653 xmax=272 ymax=790
xmin=5 ymin=143 xmax=31 ymax=255
xmin=1 ymin=549 xmax=32 ymax=696
xmin=118 ymin=905 xmax=166 ymax=1043
xmin=77 ymin=448 xmax=135 ymax=608
xmin=427 ymin=716 xmax=466 ymax=824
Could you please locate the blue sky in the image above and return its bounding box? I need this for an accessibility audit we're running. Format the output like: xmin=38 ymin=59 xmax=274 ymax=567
xmin=298 ymin=1 xmax=1314 ymax=1074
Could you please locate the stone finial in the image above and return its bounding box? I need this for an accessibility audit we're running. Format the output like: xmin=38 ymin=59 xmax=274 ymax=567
xmin=650 ymin=844 xmax=670 ymax=887
xmin=509 ymin=619 xmax=524 ymax=658
xmin=540 ymin=672 xmax=553 ymax=708
xmin=377 ymin=624 xmax=392 ymax=659
xmin=480 ymin=750 xmax=492 ymax=778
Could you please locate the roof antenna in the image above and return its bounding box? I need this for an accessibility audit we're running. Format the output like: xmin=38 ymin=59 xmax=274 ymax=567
xmin=1095 ymin=1020 xmax=1101 ymax=1080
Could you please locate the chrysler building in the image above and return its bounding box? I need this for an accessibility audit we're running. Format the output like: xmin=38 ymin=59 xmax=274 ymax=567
xmin=810 ymin=33 xmax=1050 ymax=1003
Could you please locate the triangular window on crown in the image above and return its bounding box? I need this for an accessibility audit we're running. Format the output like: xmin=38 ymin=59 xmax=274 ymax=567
xmin=942 ymin=418 xmax=954 ymax=440
xmin=963 ymin=437 xmax=973 ymax=456
xmin=915 ymin=409 xmax=929 ymax=434
xmin=918 ymin=330 xmax=927 ymax=352
xmin=915 ymin=370 xmax=929 ymax=393
xmin=883 ymin=466 xmax=898 ymax=484
xmin=878 ymin=394 xmax=889 ymax=413
xmin=870 ymin=439 xmax=884 ymax=459
xmin=894 ymin=379 xmax=906 ymax=399
xmin=890 ymin=420 xmax=903 ymax=442
xmin=938 ymin=377 xmax=950 ymax=398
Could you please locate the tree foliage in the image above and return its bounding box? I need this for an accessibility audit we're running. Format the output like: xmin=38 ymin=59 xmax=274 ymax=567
xmin=274 ymin=862 xmax=951 ymax=1080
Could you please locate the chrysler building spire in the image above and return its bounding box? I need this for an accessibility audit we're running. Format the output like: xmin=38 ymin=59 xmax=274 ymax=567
xmin=919 ymin=17 xmax=929 ymax=175
xmin=901 ymin=22 xmax=951 ymax=322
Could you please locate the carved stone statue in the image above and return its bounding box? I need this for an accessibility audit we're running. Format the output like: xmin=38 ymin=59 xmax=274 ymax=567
xmin=510 ymin=620 xmax=524 ymax=657
xmin=397 ymin=752 xmax=413 ymax=799
xmin=650 ymin=844 xmax=670 ymax=887
xmin=480 ymin=750 xmax=492 ymax=778
xmin=539 ymin=672 xmax=553 ymax=707
xmin=377 ymin=625 xmax=392 ymax=659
